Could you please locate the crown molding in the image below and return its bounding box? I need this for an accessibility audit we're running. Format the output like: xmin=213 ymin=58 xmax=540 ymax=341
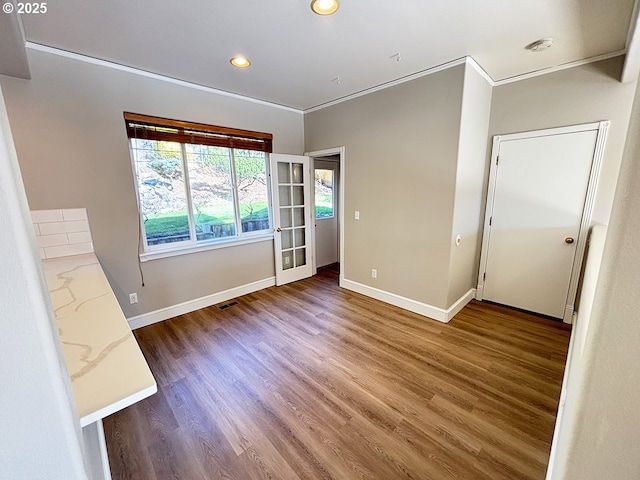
xmin=465 ymin=57 xmax=495 ymax=86
xmin=493 ymin=50 xmax=627 ymax=86
xmin=25 ymin=42 xmax=303 ymax=114
xmin=304 ymin=57 xmax=469 ymax=113
xmin=25 ymin=42 xmax=627 ymax=115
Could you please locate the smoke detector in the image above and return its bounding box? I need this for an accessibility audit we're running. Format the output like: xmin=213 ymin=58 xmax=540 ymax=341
xmin=526 ymin=38 xmax=554 ymax=52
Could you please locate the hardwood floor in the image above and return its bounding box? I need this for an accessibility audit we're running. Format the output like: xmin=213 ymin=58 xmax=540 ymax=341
xmin=104 ymin=265 xmax=571 ymax=480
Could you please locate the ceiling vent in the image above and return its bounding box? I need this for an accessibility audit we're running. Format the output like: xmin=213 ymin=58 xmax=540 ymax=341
xmin=526 ymin=38 xmax=554 ymax=52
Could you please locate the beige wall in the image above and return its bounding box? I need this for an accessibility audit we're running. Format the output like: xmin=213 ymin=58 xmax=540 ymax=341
xmin=550 ymin=69 xmax=640 ymax=480
xmin=305 ymin=57 xmax=636 ymax=314
xmin=305 ymin=65 xmax=466 ymax=309
xmin=0 ymin=49 xmax=304 ymax=317
xmin=489 ymin=56 xmax=637 ymax=225
xmin=0 ymin=85 xmax=87 ymax=479
xmin=3 ymin=50 xmax=635 ymax=323
xmin=447 ymin=65 xmax=493 ymax=306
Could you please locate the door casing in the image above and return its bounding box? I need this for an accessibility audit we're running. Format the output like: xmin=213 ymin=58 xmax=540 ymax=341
xmin=475 ymin=121 xmax=610 ymax=323
xmin=306 ymin=147 xmax=346 ymax=284
xmin=313 ymin=158 xmax=340 ymax=268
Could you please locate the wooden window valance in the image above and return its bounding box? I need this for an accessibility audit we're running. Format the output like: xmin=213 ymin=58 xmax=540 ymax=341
xmin=124 ymin=112 xmax=273 ymax=153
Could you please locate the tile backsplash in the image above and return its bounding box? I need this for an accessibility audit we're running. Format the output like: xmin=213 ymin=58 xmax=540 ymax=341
xmin=31 ymin=208 xmax=94 ymax=259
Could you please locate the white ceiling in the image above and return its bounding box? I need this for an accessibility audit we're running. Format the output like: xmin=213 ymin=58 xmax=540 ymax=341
xmin=11 ymin=0 xmax=638 ymax=110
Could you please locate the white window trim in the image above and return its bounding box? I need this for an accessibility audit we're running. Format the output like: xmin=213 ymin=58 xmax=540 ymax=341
xmin=129 ymin=140 xmax=273 ymax=259
xmin=139 ymin=232 xmax=274 ymax=262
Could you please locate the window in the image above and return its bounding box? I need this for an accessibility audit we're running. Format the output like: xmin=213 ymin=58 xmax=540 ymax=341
xmin=125 ymin=113 xmax=273 ymax=252
xmin=314 ymin=168 xmax=334 ymax=218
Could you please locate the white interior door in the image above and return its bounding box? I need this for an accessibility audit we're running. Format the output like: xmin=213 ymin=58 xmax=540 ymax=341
xmin=314 ymin=159 xmax=339 ymax=268
xmin=478 ymin=125 xmax=606 ymax=320
xmin=271 ymin=154 xmax=314 ymax=286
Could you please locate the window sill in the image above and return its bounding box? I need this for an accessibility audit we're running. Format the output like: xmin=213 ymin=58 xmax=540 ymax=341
xmin=139 ymin=233 xmax=274 ymax=262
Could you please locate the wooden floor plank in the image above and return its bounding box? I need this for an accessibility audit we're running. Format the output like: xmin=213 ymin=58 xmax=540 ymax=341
xmin=105 ymin=264 xmax=570 ymax=479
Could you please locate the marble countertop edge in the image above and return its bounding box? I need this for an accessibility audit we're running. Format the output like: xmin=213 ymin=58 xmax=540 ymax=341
xmin=41 ymin=252 xmax=157 ymax=426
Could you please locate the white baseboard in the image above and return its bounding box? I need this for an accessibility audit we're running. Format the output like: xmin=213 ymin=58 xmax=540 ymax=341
xmin=127 ymin=277 xmax=276 ymax=330
xmin=563 ymin=307 xmax=577 ymax=325
xmin=448 ymin=288 xmax=477 ymax=320
xmin=341 ymin=278 xmax=475 ymax=323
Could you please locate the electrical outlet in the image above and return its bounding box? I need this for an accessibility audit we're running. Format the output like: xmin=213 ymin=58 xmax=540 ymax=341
xmin=129 ymin=292 xmax=138 ymax=304
xmin=355 ymin=211 xmax=360 ymax=220
xmin=371 ymin=269 xmax=377 ymax=278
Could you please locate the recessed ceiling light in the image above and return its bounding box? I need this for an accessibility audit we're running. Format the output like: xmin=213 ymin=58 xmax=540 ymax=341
xmin=311 ymin=0 xmax=339 ymax=15
xmin=230 ymin=56 xmax=251 ymax=68
xmin=526 ymin=38 xmax=554 ymax=52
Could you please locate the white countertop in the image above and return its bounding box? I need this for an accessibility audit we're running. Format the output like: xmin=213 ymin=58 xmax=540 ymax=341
xmin=42 ymin=253 xmax=156 ymax=427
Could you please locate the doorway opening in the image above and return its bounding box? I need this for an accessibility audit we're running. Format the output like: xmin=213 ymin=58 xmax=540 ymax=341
xmin=306 ymin=147 xmax=345 ymax=284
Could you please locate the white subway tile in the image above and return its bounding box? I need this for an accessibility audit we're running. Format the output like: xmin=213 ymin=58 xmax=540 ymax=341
xmin=67 ymin=231 xmax=93 ymax=244
xmin=40 ymin=220 xmax=89 ymax=235
xmin=36 ymin=234 xmax=69 ymax=248
xmin=32 ymin=224 xmax=40 ymax=235
xmin=39 ymin=222 xmax=66 ymax=235
xmin=63 ymin=220 xmax=90 ymax=233
xmin=31 ymin=209 xmax=63 ymax=223
xmin=62 ymin=208 xmax=88 ymax=221
xmin=44 ymin=242 xmax=94 ymax=259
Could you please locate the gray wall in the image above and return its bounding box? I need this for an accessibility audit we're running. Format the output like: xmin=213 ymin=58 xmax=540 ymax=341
xmin=305 ymin=57 xmax=635 ymax=314
xmin=447 ymin=65 xmax=493 ymax=306
xmin=551 ymin=68 xmax=640 ymax=480
xmin=0 ymin=49 xmax=304 ymax=317
xmin=0 ymin=85 xmax=87 ymax=479
xmin=489 ymin=56 xmax=637 ymax=225
xmin=305 ymin=65 xmax=466 ymax=309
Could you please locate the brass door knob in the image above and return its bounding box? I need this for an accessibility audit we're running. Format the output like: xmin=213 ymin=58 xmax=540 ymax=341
xmin=565 ymin=237 xmax=574 ymax=244
xmin=276 ymin=227 xmax=282 ymax=233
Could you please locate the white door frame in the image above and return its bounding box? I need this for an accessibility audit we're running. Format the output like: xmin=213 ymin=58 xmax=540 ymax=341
xmin=305 ymin=146 xmax=346 ymax=285
xmin=476 ymin=121 xmax=609 ymax=323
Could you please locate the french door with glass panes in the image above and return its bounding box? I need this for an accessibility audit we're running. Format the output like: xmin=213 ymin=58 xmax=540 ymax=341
xmin=270 ymin=154 xmax=313 ymax=286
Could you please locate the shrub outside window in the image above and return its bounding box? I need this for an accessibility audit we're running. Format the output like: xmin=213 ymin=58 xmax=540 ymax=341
xmin=315 ymin=168 xmax=334 ymax=219
xmin=125 ymin=113 xmax=273 ymax=251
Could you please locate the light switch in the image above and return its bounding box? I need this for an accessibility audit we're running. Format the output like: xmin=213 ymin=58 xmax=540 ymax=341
xmin=355 ymin=211 xmax=360 ymax=220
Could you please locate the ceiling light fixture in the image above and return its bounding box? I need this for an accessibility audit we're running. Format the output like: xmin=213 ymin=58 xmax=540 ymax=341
xmin=526 ymin=38 xmax=554 ymax=52
xmin=230 ymin=56 xmax=251 ymax=68
xmin=311 ymin=0 xmax=339 ymax=16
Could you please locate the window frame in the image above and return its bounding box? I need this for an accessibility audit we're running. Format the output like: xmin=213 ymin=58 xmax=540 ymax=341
xmin=314 ymin=168 xmax=335 ymax=220
xmin=125 ymin=113 xmax=274 ymax=260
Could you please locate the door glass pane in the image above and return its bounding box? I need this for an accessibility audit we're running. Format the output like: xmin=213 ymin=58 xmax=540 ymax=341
xmin=294 ymin=228 xmax=305 ymax=247
xmin=282 ymin=251 xmax=294 ymax=270
xmin=315 ymin=169 xmax=334 ymax=219
xmin=131 ymin=139 xmax=191 ymax=246
xmin=279 ymin=185 xmax=292 ymax=206
xmin=292 ymin=186 xmax=304 ymax=206
xmin=281 ymin=230 xmax=293 ymax=249
xmin=292 ymin=163 xmax=304 ymax=184
xmin=278 ymin=162 xmax=290 ymax=183
xmin=186 ymin=144 xmax=236 ymax=241
xmin=295 ymin=248 xmax=306 ymax=267
xmin=280 ymin=208 xmax=292 ymax=228
xmin=293 ymin=207 xmax=305 ymax=227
